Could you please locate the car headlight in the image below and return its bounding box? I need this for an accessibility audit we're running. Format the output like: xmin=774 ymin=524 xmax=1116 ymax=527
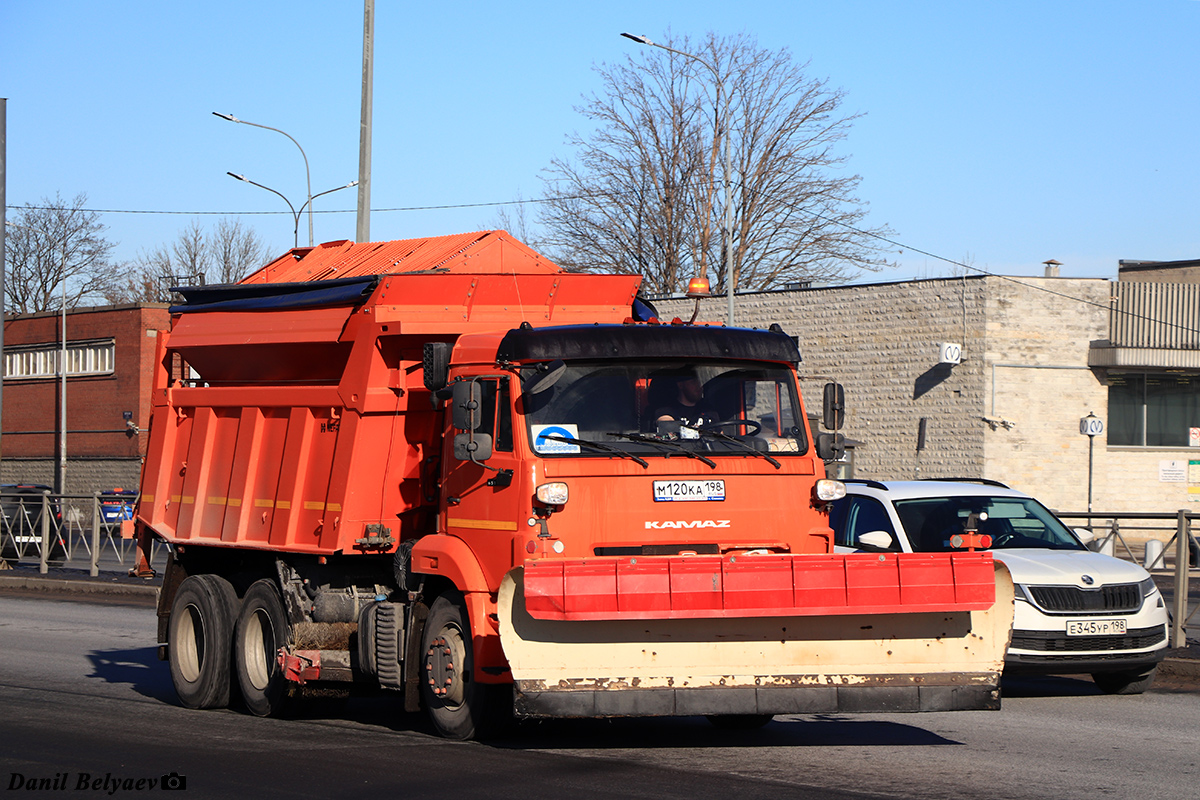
xmin=535 ymin=482 xmax=569 ymax=506
xmin=815 ymin=479 xmax=846 ymax=502
xmin=1138 ymin=576 xmax=1159 ymax=598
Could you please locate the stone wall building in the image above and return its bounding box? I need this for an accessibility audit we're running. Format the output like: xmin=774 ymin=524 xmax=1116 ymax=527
xmin=655 ymin=271 xmax=1199 ymax=520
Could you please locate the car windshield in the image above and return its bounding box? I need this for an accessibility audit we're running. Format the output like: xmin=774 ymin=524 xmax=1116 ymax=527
xmin=892 ymin=495 xmax=1085 ymax=552
xmin=519 ymin=360 xmax=807 ymax=458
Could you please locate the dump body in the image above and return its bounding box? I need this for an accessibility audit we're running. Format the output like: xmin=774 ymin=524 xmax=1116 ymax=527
xmin=135 ymin=232 xmax=1013 ymax=739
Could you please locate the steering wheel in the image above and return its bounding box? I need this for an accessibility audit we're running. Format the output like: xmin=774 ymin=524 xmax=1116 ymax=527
xmin=702 ymin=418 xmax=762 ymax=436
xmin=990 ymin=532 xmax=1014 ymax=548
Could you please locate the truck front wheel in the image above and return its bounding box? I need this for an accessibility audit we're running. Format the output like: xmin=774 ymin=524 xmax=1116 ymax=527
xmin=168 ymin=574 xmax=238 ymax=709
xmin=234 ymin=579 xmax=291 ymax=716
xmin=421 ymin=591 xmax=506 ymax=740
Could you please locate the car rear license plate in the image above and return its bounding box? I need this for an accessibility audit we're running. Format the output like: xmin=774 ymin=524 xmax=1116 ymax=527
xmin=1066 ymin=618 xmax=1127 ymax=636
xmin=653 ymin=480 xmax=725 ymax=502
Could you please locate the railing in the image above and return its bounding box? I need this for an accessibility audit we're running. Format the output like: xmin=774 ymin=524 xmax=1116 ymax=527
xmin=0 ymin=490 xmax=167 ymax=578
xmin=1055 ymin=510 xmax=1199 ymax=648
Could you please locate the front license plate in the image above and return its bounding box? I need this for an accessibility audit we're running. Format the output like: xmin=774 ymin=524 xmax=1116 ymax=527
xmin=653 ymin=480 xmax=726 ymax=502
xmin=1066 ymin=618 xmax=1128 ymax=636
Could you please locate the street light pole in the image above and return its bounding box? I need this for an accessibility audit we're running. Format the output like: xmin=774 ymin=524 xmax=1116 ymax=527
xmin=58 ymin=243 xmax=66 ymax=495
xmin=213 ymin=113 xmax=315 ymax=246
xmin=622 ymin=33 xmax=736 ymax=327
xmin=227 ymin=173 xmax=357 ymax=249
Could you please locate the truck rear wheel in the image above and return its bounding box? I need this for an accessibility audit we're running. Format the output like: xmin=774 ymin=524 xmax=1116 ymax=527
xmin=421 ymin=591 xmax=505 ymax=740
xmin=168 ymin=574 xmax=238 ymax=709
xmin=234 ymin=579 xmax=291 ymax=716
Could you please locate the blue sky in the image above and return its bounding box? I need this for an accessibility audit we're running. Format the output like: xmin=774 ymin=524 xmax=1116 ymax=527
xmin=3 ymin=1 xmax=1199 ymax=284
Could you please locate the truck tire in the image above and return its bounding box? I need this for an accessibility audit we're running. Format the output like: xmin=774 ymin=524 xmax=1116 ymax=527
xmin=1092 ymin=665 xmax=1157 ymax=695
xmin=234 ymin=579 xmax=291 ymax=717
xmin=421 ymin=591 xmax=505 ymax=740
xmin=168 ymin=574 xmax=238 ymax=709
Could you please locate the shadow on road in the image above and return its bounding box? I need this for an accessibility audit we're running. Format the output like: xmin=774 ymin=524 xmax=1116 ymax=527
xmin=999 ymin=673 xmax=1106 ymax=698
xmin=489 ymin=714 xmax=962 ymax=750
xmin=86 ymin=646 xmax=176 ymax=702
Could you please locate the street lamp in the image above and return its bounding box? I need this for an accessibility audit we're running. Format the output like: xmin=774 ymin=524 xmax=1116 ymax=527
xmin=622 ymin=32 xmax=736 ymax=327
xmin=213 ymin=112 xmax=316 ymax=246
xmin=227 ymin=173 xmax=357 ymax=248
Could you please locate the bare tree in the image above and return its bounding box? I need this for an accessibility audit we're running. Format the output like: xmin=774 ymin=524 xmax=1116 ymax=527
xmin=4 ymin=193 xmax=117 ymax=313
xmin=539 ymin=32 xmax=893 ymax=294
xmin=104 ymin=218 xmax=271 ymax=304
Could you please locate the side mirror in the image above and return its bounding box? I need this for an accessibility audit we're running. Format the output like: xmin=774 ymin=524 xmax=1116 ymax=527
xmin=1072 ymin=527 xmax=1096 ymax=545
xmin=857 ymin=531 xmax=894 ymax=550
xmin=823 ymin=383 xmax=845 ymax=431
xmin=815 ymin=432 xmax=845 ymax=461
xmin=451 ymin=380 xmax=482 ymax=432
xmin=454 ymin=432 xmax=493 ymax=462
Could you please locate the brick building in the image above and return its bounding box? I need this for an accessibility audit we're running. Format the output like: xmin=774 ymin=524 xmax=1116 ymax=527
xmin=655 ymin=267 xmax=1200 ymax=519
xmin=1 ymin=303 xmax=170 ymax=493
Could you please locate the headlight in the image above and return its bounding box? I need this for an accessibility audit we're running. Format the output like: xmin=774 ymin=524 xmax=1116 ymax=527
xmin=815 ymin=479 xmax=846 ymax=502
xmin=535 ymin=482 xmax=569 ymax=506
xmin=1138 ymin=576 xmax=1159 ymax=598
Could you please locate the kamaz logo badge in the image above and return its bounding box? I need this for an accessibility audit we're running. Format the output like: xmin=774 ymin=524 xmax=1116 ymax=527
xmin=645 ymin=520 xmax=731 ymax=529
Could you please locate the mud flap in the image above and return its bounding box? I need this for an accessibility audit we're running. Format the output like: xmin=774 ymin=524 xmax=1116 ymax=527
xmin=498 ymin=561 xmax=1014 ymax=718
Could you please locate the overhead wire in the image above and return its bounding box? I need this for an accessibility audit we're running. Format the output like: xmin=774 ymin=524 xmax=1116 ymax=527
xmin=5 ymin=191 xmax=1199 ymax=340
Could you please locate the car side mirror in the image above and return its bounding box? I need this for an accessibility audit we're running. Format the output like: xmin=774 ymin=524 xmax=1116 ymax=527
xmin=1072 ymin=527 xmax=1096 ymax=545
xmin=857 ymin=530 xmax=894 ymax=550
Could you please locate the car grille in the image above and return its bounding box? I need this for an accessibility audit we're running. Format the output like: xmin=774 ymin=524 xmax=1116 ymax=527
xmin=1026 ymin=583 xmax=1142 ymax=613
xmin=1010 ymin=625 xmax=1166 ymax=653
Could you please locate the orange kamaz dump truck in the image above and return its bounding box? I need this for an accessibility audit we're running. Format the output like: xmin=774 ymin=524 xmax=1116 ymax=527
xmin=130 ymin=231 xmax=1014 ymax=739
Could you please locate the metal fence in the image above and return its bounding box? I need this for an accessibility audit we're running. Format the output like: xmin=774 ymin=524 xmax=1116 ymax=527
xmin=0 ymin=489 xmax=168 ymax=577
xmin=1056 ymin=510 xmax=1199 ymax=648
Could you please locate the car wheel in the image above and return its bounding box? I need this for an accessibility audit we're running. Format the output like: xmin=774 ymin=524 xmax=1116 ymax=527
xmin=168 ymin=574 xmax=238 ymax=709
xmin=1092 ymin=665 xmax=1157 ymax=695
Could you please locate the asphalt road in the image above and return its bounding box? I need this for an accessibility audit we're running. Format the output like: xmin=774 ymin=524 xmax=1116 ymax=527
xmin=1 ymin=593 xmax=1198 ymax=799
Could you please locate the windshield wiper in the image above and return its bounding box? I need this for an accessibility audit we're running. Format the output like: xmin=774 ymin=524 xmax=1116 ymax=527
xmin=605 ymin=432 xmax=717 ymax=469
xmin=542 ymin=434 xmax=649 ymax=468
xmin=694 ymin=429 xmax=781 ymax=469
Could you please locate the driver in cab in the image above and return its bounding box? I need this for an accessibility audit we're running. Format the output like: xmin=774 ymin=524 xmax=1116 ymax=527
xmin=654 ymin=371 xmax=718 ymax=437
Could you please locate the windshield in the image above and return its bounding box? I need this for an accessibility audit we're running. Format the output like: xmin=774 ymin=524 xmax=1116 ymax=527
xmin=892 ymin=495 xmax=1085 ymax=552
xmin=520 ymin=360 xmax=807 ymax=457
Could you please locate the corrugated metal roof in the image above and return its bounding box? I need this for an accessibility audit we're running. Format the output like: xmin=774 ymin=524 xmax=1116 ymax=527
xmin=241 ymin=230 xmax=562 ymax=284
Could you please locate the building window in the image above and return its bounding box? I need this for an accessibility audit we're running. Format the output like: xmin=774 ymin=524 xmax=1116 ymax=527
xmin=1108 ymin=371 xmax=1200 ymax=447
xmin=3 ymin=340 xmax=115 ymax=380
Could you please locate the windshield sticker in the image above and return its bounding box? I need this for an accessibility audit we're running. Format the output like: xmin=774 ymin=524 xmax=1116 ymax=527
xmin=532 ymin=424 xmax=581 ymax=454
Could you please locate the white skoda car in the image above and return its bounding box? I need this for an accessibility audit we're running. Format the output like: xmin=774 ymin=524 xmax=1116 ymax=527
xmin=830 ymin=480 xmax=1169 ymax=694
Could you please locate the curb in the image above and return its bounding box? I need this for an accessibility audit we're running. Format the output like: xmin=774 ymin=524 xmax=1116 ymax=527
xmin=1159 ymin=657 xmax=1200 ymax=681
xmin=0 ymin=573 xmax=159 ymax=598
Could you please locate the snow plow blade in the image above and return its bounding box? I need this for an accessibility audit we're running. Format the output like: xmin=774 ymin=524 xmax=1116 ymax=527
xmin=498 ymin=557 xmax=1015 ymax=719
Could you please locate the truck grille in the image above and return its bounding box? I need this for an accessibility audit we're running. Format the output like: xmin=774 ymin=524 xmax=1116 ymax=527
xmin=1026 ymin=583 xmax=1141 ymax=613
xmin=1010 ymin=625 xmax=1166 ymax=653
